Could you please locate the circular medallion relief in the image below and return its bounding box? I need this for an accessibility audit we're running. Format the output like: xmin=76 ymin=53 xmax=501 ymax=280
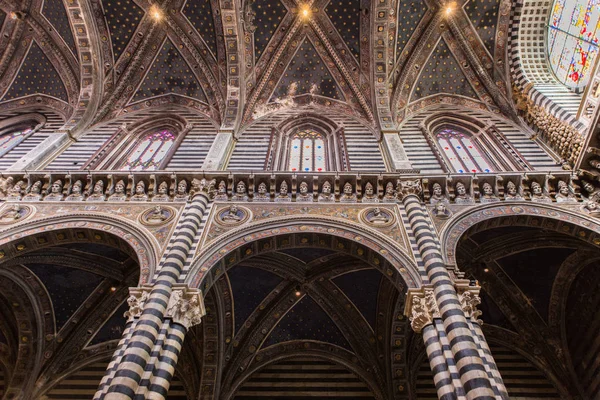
xmin=140 ymin=205 xmax=176 ymax=226
xmin=217 ymin=205 xmax=250 ymax=226
xmin=360 ymin=207 xmax=395 ymax=227
xmin=0 ymin=204 xmax=33 ymax=225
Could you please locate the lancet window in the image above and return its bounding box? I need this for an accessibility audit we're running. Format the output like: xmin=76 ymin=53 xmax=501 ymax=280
xmin=436 ymin=129 xmax=493 ymax=173
xmin=288 ymin=130 xmax=326 ymax=172
xmin=121 ymin=130 xmax=176 ymax=171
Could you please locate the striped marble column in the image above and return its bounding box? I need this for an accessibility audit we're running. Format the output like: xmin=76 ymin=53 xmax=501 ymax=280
xmin=400 ymin=181 xmax=504 ymax=400
xmin=95 ymin=179 xmax=215 ymax=400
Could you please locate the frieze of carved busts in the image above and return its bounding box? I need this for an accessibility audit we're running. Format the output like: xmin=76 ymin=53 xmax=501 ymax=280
xmin=165 ymin=287 xmax=206 ymax=330
xmin=505 ymin=181 xmax=523 ymax=201
xmin=555 ymin=180 xmax=576 ymax=203
xmin=174 ymin=180 xmax=189 ymax=202
xmin=88 ymin=180 xmax=106 ymax=201
xmin=109 ymin=180 xmax=127 ymax=201
xmin=190 ymin=178 xmax=216 ymax=198
xmin=215 ymin=180 xmax=228 ymax=201
xmin=0 ymin=176 xmax=14 ymax=199
xmin=453 ymin=182 xmax=473 ymax=204
xmin=581 ymin=180 xmax=600 ymax=203
xmin=405 ymin=288 xmax=440 ymax=333
xmin=276 ymin=181 xmax=290 ymax=202
xmin=255 ymin=182 xmax=269 ymax=201
xmin=7 ymin=180 xmax=24 ymax=201
xmin=383 ymin=182 xmax=396 ymax=202
xmin=530 ymin=181 xmax=551 ymax=203
xmin=432 ymin=202 xmax=452 ymax=219
xmin=153 ymin=181 xmax=170 ymax=202
xmin=318 ymin=181 xmax=334 ymax=202
xmin=131 ymin=181 xmax=148 ymax=202
xmin=66 ymin=180 xmax=84 ymax=201
xmin=23 ymin=180 xmax=42 ymax=201
xmin=0 ymin=205 xmax=31 ymax=224
xmin=233 ymin=181 xmax=248 ymax=201
xmin=340 ymin=182 xmax=356 ymax=203
xmin=297 ymin=181 xmax=312 ymax=202
xmin=363 ymin=182 xmax=378 ymax=202
xmin=430 ymin=182 xmax=448 ymax=204
xmin=44 ymin=179 xmax=64 ymax=201
xmin=480 ymin=182 xmax=499 ymax=203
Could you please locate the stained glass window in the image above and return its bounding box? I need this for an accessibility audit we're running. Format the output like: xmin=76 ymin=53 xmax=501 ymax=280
xmin=0 ymin=128 xmax=32 ymax=158
xmin=288 ymin=130 xmax=326 ymax=172
xmin=436 ymin=129 xmax=493 ymax=173
xmin=548 ymin=0 xmax=599 ymax=89
xmin=122 ymin=130 xmax=175 ymax=171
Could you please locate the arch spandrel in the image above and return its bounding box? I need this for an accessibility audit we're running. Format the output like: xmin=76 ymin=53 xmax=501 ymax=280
xmin=0 ymin=210 xmax=162 ymax=285
xmin=440 ymin=202 xmax=600 ymax=265
xmin=187 ymin=212 xmax=421 ymax=293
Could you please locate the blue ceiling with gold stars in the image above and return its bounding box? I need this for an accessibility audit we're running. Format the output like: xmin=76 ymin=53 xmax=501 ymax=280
xmin=26 ymin=263 xmax=104 ymax=330
xmin=183 ymin=0 xmax=218 ymax=57
xmin=90 ymin=301 xmax=129 ymax=345
xmin=332 ymin=269 xmax=382 ymax=330
xmin=271 ymin=39 xmax=344 ymax=101
xmin=101 ymin=0 xmax=144 ymax=62
xmin=42 ymin=0 xmax=77 ymax=54
xmin=325 ymin=0 xmax=361 ymax=61
xmin=132 ymin=39 xmax=207 ymax=102
xmin=465 ymin=0 xmax=501 ymax=55
xmin=251 ymin=0 xmax=287 ymax=60
xmin=263 ymin=295 xmax=352 ymax=350
xmin=411 ymin=39 xmax=478 ymax=101
xmin=228 ymin=265 xmax=283 ymax=333
xmin=396 ymin=0 xmax=427 ymax=59
xmin=2 ymin=41 xmax=68 ymax=102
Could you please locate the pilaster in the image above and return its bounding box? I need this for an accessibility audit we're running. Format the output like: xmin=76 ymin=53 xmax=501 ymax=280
xmin=382 ymin=131 xmax=414 ymax=171
xmin=201 ymin=130 xmax=235 ymax=171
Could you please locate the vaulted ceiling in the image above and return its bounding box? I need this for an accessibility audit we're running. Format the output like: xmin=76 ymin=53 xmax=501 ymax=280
xmin=0 ymin=0 xmax=517 ymax=134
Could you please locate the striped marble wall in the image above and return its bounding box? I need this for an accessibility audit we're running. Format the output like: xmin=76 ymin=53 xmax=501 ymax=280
xmin=0 ymin=110 xmax=63 ymax=170
xmin=44 ymin=107 xmax=218 ymax=171
xmin=399 ymin=105 xmax=560 ymax=173
xmin=415 ymin=342 xmax=561 ymax=399
xmin=228 ymin=110 xmax=386 ymax=172
xmin=233 ymin=357 xmax=376 ymax=399
xmin=44 ymin=359 xmax=187 ymax=399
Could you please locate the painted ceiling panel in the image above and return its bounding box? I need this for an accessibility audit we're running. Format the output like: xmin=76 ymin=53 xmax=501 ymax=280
xmin=90 ymin=301 xmax=128 ymax=345
xmin=498 ymin=247 xmax=575 ymax=322
xmin=411 ymin=39 xmax=479 ymax=101
xmin=101 ymin=0 xmax=144 ymax=62
xmin=2 ymin=42 xmax=68 ymax=102
xmin=183 ymin=0 xmax=218 ymax=57
xmin=270 ymin=39 xmax=344 ymax=101
xmin=325 ymin=0 xmax=361 ymax=61
xmin=132 ymin=39 xmax=207 ymax=102
xmin=465 ymin=0 xmax=501 ymax=56
xmin=263 ymin=295 xmax=352 ymax=350
xmin=332 ymin=269 xmax=382 ymax=330
xmin=42 ymin=0 xmax=77 ymax=54
xmin=251 ymin=0 xmax=287 ymax=60
xmin=228 ymin=265 xmax=283 ymax=333
xmin=396 ymin=0 xmax=427 ymax=59
xmin=26 ymin=263 xmax=104 ymax=330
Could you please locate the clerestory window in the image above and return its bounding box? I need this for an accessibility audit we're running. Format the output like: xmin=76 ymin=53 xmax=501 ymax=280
xmin=547 ymin=0 xmax=599 ymax=89
xmin=288 ymin=130 xmax=326 ymax=172
xmin=122 ymin=130 xmax=176 ymax=171
xmin=436 ymin=129 xmax=493 ymax=173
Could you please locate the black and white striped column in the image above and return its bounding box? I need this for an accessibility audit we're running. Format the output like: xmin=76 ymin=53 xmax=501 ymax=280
xmin=95 ymin=180 xmax=214 ymax=400
xmin=401 ymin=188 xmax=504 ymax=400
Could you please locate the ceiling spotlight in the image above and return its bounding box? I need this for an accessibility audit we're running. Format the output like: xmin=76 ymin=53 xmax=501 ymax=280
xmin=10 ymin=11 xmax=24 ymax=20
xmin=300 ymin=5 xmax=311 ymax=19
xmin=110 ymin=286 xmax=117 ymax=292
xmin=294 ymin=286 xmax=302 ymax=297
xmin=445 ymin=3 xmax=455 ymax=16
xmin=150 ymin=5 xmax=163 ymax=21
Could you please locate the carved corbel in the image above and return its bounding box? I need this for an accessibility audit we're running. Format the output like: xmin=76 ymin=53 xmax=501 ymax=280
xmin=404 ymin=288 xmax=440 ymax=333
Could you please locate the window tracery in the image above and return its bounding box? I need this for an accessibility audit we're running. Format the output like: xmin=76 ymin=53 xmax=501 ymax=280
xmin=122 ymin=130 xmax=176 ymax=171
xmin=288 ymin=130 xmax=326 ymax=172
xmin=548 ymin=0 xmax=599 ymax=89
xmin=436 ymin=129 xmax=493 ymax=173
xmin=0 ymin=128 xmax=32 ymax=158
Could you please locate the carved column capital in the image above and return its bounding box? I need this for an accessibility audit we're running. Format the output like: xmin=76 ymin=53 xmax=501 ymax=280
xmin=404 ymin=287 xmax=440 ymax=333
xmin=124 ymin=285 xmax=206 ymax=330
xmin=456 ymin=280 xmax=483 ymax=325
xmin=397 ymin=179 xmax=423 ymax=200
xmin=190 ymin=178 xmax=217 ymax=199
xmin=166 ymin=285 xmax=206 ymax=330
